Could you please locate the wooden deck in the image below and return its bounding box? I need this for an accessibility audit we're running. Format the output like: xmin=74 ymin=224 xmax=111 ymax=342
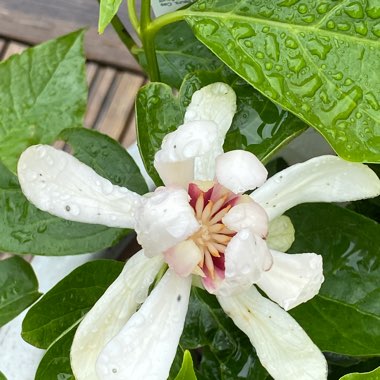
xmin=0 ymin=1 xmax=147 ymax=261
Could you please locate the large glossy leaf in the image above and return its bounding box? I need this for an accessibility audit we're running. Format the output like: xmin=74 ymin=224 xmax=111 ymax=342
xmin=340 ymin=366 xmax=380 ymax=380
xmin=0 ymin=161 xmax=130 ymax=255
xmin=0 ymin=256 xmax=41 ymax=327
xmin=179 ymin=70 xmax=307 ymax=162
xmin=60 ymin=128 xmax=148 ymax=194
xmin=98 ymin=0 xmax=123 ymax=33
xmin=136 ymin=21 xmax=222 ymax=88
xmin=0 ymin=30 xmax=87 ymax=171
xmin=287 ymin=203 xmax=380 ymax=356
xmin=185 ymin=0 xmax=380 ymax=162
xmin=22 ymin=260 xmax=123 ymax=349
xmin=35 ymin=326 xmax=76 ymax=380
xmin=177 ymin=287 xmax=269 ymax=380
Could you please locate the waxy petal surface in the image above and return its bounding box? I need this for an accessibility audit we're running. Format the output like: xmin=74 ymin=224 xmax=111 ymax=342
xmin=266 ymin=215 xmax=295 ymax=252
xmin=252 ymin=155 xmax=380 ymax=221
xmin=205 ymin=229 xmax=272 ymax=296
xmin=216 ymin=150 xmax=268 ymax=193
xmin=135 ymin=187 xmax=200 ymax=257
xmin=96 ymin=270 xmax=192 ymax=380
xmin=18 ymin=145 xmax=142 ymax=228
xmin=154 ymin=121 xmax=218 ymax=187
xmin=71 ymin=251 xmax=164 ymax=380
xmin=218 ymin=287 xmax=327 ymax=380
xmin=257 ymin=250 xmax=324 ymax=311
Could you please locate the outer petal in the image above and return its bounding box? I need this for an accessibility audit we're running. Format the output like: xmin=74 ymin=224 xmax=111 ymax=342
xmin=71 ymin=251 xmax=164 ymax=380
xmin=252 ymin=155 xmax=380 ymax=221
xmin=266 ymin=215 xmax=295 ymax=252
xmin=218 ymin=286 xmax=327 ymax=380
xmin=135 ymin=186 xmax=199 ymax=257
xmin=216 ymin=150 xmax=268 ymax=193
xmin=164 ymin=240 xmax=203 ymax=277
xmin=154 ymin=121 xmax=218 ymax=187
xmin=222 ymin=201 xmax=269 ymax=238
xmin=184 ymin=82 xmax=237 ymax=140
xmin=204 ymin=229 xmax=272 ymax=296
xmin=96 ymin=269 xmax=192 ymax=380
xmin=257 ymin=250 xmax=324 ymax=311
xmin=18 ymin=145 xmax=142 ymax=228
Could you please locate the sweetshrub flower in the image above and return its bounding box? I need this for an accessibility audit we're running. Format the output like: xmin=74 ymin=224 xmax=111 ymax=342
xmin=18 ymin=83 xmax=380 ymax=380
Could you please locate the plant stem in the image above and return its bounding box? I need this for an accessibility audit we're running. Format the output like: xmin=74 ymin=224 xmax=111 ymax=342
xmin=127 ymin=0 xmax=141 ymax=37
xmin=111 ymin=13 xmax=138 ymax=54
xmin=147 ymin=9 xmax=187 ymax=35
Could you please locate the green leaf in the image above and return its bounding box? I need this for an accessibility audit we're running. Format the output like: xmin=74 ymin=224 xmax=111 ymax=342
xmin=136 ymin=82 xmax=183 ymax=185
xmin=179 ymin=70 xmax=307 ymax=163
xmin=177 ymin=287 xmax=269 ymax=380
xmin=185 ymin=0 xmax=380 ymax=162
xmin=340 ymin=366 xmax=380 ymax=380
xmin=136 ymin=21 xmax=222 ymax=88
xmin=22 ymin=259 xmax=123 ymax=349
xmin=0 ymin=161 xmax=130 ymax=255
xmin=0 ymin=256 xmax=41 ymax=327
xmin=35 ymin=326 xmax=76 ymax=380
xmin=60 ymin=128 xmax=148 ymax=194
xmin=174 ymin=350 xmax=197 ymax=380
xmin=0 ymin=30 xmax=87 ymax=171
xmin=0 ymin=371 xmax=7 ymax=380
xmin=98 ymin=0 xmax=123 ymax=34
xmin=287 ymin=203 xmax=380 ymax=356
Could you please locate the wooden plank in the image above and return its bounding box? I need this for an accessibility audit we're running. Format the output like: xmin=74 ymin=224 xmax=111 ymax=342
xmin=121 ymin=113 xmax=137 ymax=148
xmin=2 ymin=41 xmax=27 ymax=60
xmin=0 ymin=3 xmax=141 ymax=71
xmin=0 ymin=39 xmax=6 ymax=58
xmin=85 ymin=66 xmax=117 ymax=129
xmin=96 ymin=72 xmax=145 ymax=141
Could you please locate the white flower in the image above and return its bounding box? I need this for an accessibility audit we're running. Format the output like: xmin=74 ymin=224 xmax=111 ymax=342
xmin=17 ymin=83 xmax=380 ymax=380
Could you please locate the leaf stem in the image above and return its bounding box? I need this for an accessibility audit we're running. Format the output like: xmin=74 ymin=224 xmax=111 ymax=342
xmin=127 ymin=0 xmax=141 ymax=37
xmin=110 ymin=13 xmax=138 ymax=54
xmin=147 ymin=9 xmax=187 ymax=35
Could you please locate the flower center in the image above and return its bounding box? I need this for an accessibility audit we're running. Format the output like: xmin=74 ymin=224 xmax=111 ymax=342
xmin=188 ymin=182 xmax=241 ymax=278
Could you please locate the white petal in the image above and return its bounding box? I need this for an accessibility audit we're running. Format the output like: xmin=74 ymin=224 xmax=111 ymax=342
xmin=184 ymin=82 xmax=237 ymax=139
xmin=207 ymin=229 xmax=272 ymax=296
xmin=222 ymin=201 xmax=268 ymax=238
xmin=217 ymin=287 xmax=328 ymax=380
xmin=252 ymin=155 xmax=380 ymax=221
xmin=267 ymin=215 xmax=295 ymax=252
xmin=154 ymin=121 xmax=218 ymax=187
xmin=257 ymin=250 xmax=324 ymax=311
xmin=164 ymin=240 xmax=203 ymax=277
xmin=71 ymin=251 xmax=164 ymax=380
xmin=96 ymin=269 xmax=192 ymax=380
xmin=135 ymin=187 xmax=199 ymax=257
xmin=17 ymin=145 xmax=142 ymax=228
xmin=216 ymin=150 xmax=268 ymax=193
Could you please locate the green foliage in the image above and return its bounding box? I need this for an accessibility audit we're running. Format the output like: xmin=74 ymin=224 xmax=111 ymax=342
xmin=0 ymin=30 xmax=87 ymax=171
xmin=60 ymin=128 xmax=148 ymax=194
xmin=98 ymin=0 xmax=123 ymax=33
xmin=185 ymin=0 xmax=380 ymax=162
xmin=0 ymin=371 xmax=7 ymax=380
xmin=136 ymin=21 xmax=222 ymax=88
xmin=22 ymin=260 xmax=124 ymax=349
xmin=174 ymin=351 xmax=197 ymax=380
xmin=0 ymin=161 xmax=130 ymax=255
xmin=0 ymin=256 xmax=41 ymax=327
xmin=288 ymin=203 xmax=380 ymax=356
xmin=35 ymin=327 xmax=76 ymax=380
xmin=340 ymin=366 xmax=380 ymax=379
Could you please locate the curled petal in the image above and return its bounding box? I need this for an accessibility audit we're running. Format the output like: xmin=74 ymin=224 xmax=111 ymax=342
xmin=154 ymin=121 xmax=218 ymax=187
xmin=135 ymin=187 xmax=199 ymax=257
xmin=257 ymin=250 xmax=324 ymax=310
xmin=252 ymin=155 xmax=380 ymax=221
xmin=17 ymin=145 xmax=142 ymax=228
xmin=222 ymin=201 xmax=269 ymax=238
xmin=267 ymin=215 xmax=295 ymax=252
xmin=164 ymin=240 xmax=203 ymax=277
xmin=71 ymin=251 xmax=164 ymax=380
xmin=204 ymin=229 xmax=272 ymax=296
xmin=184 ymin=82 xmax=237 ymax=140
xmin=217 ymin=287 xmax=328 ymax=380
xmin=96 ymin=270 xmax=192 ymax=380
xmin=216 ymin=150 xmax=268 ymax=193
